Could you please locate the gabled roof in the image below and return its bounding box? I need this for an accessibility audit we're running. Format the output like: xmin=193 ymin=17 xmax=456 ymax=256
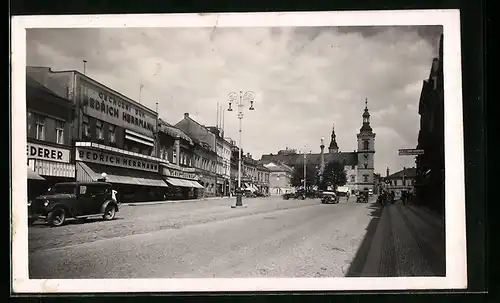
xmin=264 ymin=161 xmax=294 ymax=173
xmin=387 ymin=167 xmax=417 ymax=179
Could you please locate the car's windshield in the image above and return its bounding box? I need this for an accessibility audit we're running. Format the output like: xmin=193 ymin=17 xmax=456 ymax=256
xmin=50 ymin=184 xmax=76 ymax=194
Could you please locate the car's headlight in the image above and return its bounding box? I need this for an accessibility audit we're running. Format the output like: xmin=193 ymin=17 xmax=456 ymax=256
xmin=43 ymin=200 xmax=50 ymax=207
xmin=27 ymin=200 xmax=32 ymax=207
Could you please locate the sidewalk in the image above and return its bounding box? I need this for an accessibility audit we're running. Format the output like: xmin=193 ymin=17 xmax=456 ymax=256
xmin=123 ymin=196 xmax=233 ymax=206
xmin=360 ymin=202 xmax=446 ymax=277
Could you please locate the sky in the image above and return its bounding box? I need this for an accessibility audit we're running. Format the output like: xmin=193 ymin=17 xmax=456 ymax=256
xmin=26 ymin=25 xmax=442 ymax=175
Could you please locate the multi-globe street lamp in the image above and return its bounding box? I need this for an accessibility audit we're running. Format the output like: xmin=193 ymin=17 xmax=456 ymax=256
xmin=227 ymin=90 xmax=256 ymax=208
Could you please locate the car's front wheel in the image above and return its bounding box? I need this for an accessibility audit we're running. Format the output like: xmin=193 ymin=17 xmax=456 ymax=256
xmin=47 ymin=208 xmax=66 ymax=227
xmin=103 ymin=205 xmax=116 ymax=221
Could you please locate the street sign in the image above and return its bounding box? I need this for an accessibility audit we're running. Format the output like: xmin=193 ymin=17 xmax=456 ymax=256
xmin=398 ymin=149 xmax=424 ymax=156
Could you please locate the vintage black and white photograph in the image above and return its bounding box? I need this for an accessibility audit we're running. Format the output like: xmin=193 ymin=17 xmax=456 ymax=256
xmin=11 ymin=11 xmax=466 ymax=292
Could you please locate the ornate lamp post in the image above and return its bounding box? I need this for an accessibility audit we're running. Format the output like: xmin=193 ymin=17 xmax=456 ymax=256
xmin=228 ymin=90 xmax=255 ymax=208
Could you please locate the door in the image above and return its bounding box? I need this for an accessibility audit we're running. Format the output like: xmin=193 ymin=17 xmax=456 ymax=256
xmin=86 ymin=184 xmax=108 ymax=214
xmin=76 ymin=184 xmax=94 ymax=216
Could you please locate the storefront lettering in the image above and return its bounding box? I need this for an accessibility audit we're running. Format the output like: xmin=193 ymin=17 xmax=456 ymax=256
xmin=76 ymin=147 xmax=158 ymax=172
xmin=81 ymin=82 xmax=156 ymax=135
xmin=162 ymin=167 xmax=197 ymax=180
xmin=27 ymin=143 xmax=70 ymax=163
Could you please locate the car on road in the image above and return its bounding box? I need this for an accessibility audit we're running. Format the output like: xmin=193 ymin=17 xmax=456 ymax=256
xmin=282 ymin=189 xmax=319 ymax=200
xmin=28 ymin=181 xmax=120 ymax=227
xmin=320 ymin=191 xmax=339 ymax=204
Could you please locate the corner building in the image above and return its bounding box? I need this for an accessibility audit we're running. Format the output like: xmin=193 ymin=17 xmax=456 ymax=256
xmin=27 ymin=66 xmax=168 ymax=203
xmin=26 ymin=75 xmax=76 ymax=200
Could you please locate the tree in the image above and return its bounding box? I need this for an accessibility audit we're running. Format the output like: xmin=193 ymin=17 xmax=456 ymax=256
xmin=319 ymin=161 xmax=347 ymax=191
xmin=290 ymin=164 xmax=318 ymax=189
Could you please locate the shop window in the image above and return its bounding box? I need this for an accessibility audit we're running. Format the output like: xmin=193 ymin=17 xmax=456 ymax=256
xmin=55 ymin=120 xmax=65 ymax=144
xmin=82 ymin=115 xmax=90 ymax=139
xmin=96 ymin=120 xmax=104 ymax=140
xmin=109 ymin=125 xmax=116 ymax=144
xmin=35 ymin=114 xmax=45 ymax=140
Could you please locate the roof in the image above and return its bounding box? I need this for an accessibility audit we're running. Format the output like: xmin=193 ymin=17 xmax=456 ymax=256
xmin=26 ymin=75 xmax=73 ymax=105
xmin=263 ymin=162 xmax=294 ymax=173
xmin=386 ymin=167 xmax=417 ymax=179
xmin=158 ymin=118 xmax=194 ymax=145
xmin=261 ymin=151 xmax=358 ymax=167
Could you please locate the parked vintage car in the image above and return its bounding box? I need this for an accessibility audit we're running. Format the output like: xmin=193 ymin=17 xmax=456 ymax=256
xmin=28 ymin=182 xmax=119 ymax=227
xmin=282 ymin=189 xmax=320 ymax=200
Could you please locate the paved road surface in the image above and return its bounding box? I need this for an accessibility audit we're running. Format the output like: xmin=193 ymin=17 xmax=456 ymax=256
xmin=29 ymin=196 xmax=377 ymax=279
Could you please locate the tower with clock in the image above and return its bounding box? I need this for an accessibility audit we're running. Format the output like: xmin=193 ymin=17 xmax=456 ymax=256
xmin=356 ymin=98 xmax=376 ymax=192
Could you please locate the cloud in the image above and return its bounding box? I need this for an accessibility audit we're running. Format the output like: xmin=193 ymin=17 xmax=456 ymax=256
xmin=26 ymin=25 xmax=442 ymax=175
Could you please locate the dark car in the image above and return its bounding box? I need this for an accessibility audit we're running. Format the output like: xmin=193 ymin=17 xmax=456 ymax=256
xmin=28 ymin=182 xmax=119 ymax=227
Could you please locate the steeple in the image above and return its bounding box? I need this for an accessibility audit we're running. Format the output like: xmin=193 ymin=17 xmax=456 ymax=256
xmin=360 ymin=97 xmax=373 ymax=133
xmin=329 ymin=122 xmax=339 ymax=153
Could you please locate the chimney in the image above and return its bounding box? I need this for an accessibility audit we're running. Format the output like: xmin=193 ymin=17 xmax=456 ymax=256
xmin=184 ymin=113 xmax=189 ymax=118
xmin=386 ymin=167 xmax=390 ymax=177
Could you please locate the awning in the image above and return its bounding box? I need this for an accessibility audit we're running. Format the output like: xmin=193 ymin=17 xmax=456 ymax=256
xmin=187 ymin=180 xmax=204 ymax=189
xmin=28 ymin=167 xmax=45 ymax=180
xmin=77 ymin=162 xmax=168 ymax=187
xmin=165 ymin=177 xmax=192 ymax=188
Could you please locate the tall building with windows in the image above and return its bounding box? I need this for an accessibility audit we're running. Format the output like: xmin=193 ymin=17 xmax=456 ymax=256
xmin=260 ymin=100 xmax=376 ymax=193
xmin=26 ymin=75 xmax=76 ymax=200
xmin=26 ymin=66 xmax=169 ymax=203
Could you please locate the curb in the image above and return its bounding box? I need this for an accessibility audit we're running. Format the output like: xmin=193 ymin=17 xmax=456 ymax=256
xmin=123 ymin=196 xmax=233 ymax=206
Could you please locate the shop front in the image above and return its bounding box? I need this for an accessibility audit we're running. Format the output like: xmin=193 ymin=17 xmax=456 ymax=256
xmin=74 ymin=142 xmax=168 ymax=203
xmin=161 ymin=165 xmax=203 ymax=200
xmin=27 ymin=141 xmax=75 ymax=201
xmin=196 ymin=170 xmax=217 ymax=198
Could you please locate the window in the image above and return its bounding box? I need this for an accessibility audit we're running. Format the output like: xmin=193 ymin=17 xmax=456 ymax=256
xmin=363 ymin=175 xmax=368 ymax=182
xmin=96 ymin=120 xmax=104 ymax=140
xmin=351 ymin=175 xmax=355 ymax=182
xmin=189 ymin=158 xmax=192 ymax=167
xmin=55 ymin=120 xmax=65 ymax=144
xmin=351 ymin=165 xmax=355 ymax=170
xmin=173 ymin=150 xmax=177 ymax=164
xmin=35 ymin=114 xmax=45 ymax=140
xmin=364 ymin=162 xmax=368 ymax=169
xmin=82 ymin=115 xmax=90 ymax=138
xmin=109 ymin=125 xmax=116 ymax=143
xmin=363 ymin=140 xmax=369 ymax=150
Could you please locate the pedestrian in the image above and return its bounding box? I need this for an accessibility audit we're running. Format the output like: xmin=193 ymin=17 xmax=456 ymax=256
xmin=111 ymin=188 xmax=118 ymax=203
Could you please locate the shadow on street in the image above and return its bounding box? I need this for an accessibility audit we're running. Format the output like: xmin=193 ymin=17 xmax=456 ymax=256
xmin=345 ymin=202 xmax=382 ymax=277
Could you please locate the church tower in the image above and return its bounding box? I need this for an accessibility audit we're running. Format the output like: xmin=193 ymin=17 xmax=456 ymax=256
xmin=328 ymin=123 xmax=339 ymax=153
xmin=356 ymin=98 xmax=376 ymax=192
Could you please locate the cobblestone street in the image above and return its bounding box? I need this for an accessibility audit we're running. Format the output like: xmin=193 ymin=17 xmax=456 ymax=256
xmin=29 ymin=196 xmax=377 ymax=279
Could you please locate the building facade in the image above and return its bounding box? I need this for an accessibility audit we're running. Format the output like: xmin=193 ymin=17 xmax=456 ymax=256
xmin=26 ymin=75 xmax=76 ymax=200
xmin=415 ymin=34 xmax=445 ymax=215
xmin=260 ymin=101 xmax=376 ymax=194
xmin=256 ymin=164 xmax=271 ymax=194
xmin=157 ymin=118 xmax=204 ymax=200
xmin=263 ymin=161 xmax=294 ymax=195
xmin=381 ymin=167 xmax=416 ymax=200
xmin=206 ymin=127 xmax=232 ymax=196
xmin=27 ymin=66 xmax=169 ymax=203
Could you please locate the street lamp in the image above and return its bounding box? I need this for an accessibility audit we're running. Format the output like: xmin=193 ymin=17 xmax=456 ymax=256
xmin=228 ymin=90 xmax=256 ymax=208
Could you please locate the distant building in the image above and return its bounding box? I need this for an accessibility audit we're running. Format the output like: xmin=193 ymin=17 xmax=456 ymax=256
xmin=260 ymin=101 xmax=376 ymax=193
xmin=206 ymin=126 xmax=232 ymax=196
xmin=382 ymin=167 xmax=416 ymax=199
xmin=262 ymin=161 xmax=294 ymax=195
xmin=415 ymin=34 xmax=445 ymax=215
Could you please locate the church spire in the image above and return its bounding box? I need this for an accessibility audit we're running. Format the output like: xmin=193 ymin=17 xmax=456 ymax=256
xmin=329 ymin=122 xmax=339 ymax=153
xmin=360 ymin=97 xmax=373 ymax=133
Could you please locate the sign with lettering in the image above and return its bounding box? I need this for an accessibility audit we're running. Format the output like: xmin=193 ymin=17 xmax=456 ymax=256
xmin=27 ymin=143 xmax=70 ymax=163
xmin=398 ymin=149 xmax=425 ymax=156
xmin=76 ymin=147 xmax=159 ymax=173
xmin=29 ymin=159 xmax=76 ymax=178
xmin=80 ymin=80 xmax=157 ymax=137
xmin=162 ymin=167 xmax=198 ymax=180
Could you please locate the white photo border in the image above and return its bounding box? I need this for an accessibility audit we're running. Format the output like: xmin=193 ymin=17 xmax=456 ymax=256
xmin=11 ymin=10 xmax=466 ymax=293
